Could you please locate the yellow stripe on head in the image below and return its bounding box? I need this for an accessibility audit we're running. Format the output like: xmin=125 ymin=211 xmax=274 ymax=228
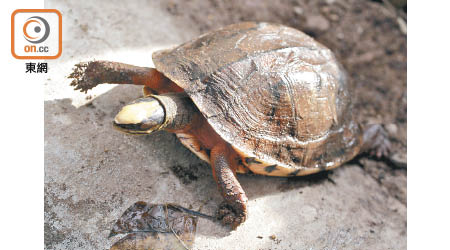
xmin=114 ymin=101 xmax=162 ymax=125
xmin=113 ymin=97 xmax=165 ymax=134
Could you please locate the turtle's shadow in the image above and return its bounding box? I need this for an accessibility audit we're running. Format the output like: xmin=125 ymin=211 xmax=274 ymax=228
xmin=45 ymin=84 xmax=333 ymax=239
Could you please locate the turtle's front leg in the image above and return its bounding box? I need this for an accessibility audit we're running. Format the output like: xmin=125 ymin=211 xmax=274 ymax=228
xmin=210 ymin=143 xmax=248 ymax=229
xmin=68 ymin=60 xmax=183 ymax=94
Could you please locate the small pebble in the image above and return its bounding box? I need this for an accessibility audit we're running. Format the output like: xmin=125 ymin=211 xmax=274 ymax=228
xmin=80 ymin=23 xmax=88 ymax=32
xmin=329 ymin=13 xmax=339 ymax=22
xmin=397 ymin=17 xmax=407 ymax=35
xmin=293 ymin=6 xmax=303 ymax=15
xmin=385 ymin=123 xmax=398 ymax=135
xmin=306 ymin=15 xmax=330 ymax=31
xmin=391 ymin=152 xmax=407 ymax=167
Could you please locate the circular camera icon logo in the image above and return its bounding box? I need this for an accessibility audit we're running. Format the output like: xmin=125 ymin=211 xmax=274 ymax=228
xmin=23 ymin=16 xmax=50 ymax=44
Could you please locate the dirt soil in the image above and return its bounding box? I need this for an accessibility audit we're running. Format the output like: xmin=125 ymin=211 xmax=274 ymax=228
xmin=45 ymin=0 xmax=406 ymax=249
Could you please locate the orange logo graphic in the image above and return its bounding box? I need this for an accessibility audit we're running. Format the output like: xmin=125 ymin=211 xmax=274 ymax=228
xmin=11 ymin=9 xmax=62 ymax=59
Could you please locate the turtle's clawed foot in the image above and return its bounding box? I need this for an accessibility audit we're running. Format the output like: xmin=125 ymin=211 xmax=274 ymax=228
xmin=217 ymin=201 xmax=247 ymax=229
xmin=211 ymin=144 xmax=248 ymax=229
xmin=68 ymin=62 xmax=99 ymax=93
xmin=68 ymin=61 xmax=101 ymax=93
xmin=362 ymin=124 xmax=392 ymax=158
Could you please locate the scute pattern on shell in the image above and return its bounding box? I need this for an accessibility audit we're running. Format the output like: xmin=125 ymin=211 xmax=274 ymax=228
xmin=153 ymin=22 xmax=362 ymax=175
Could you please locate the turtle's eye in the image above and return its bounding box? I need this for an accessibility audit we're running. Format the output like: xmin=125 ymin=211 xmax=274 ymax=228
xmin=113 ymin=97 xmax=165 ymax=134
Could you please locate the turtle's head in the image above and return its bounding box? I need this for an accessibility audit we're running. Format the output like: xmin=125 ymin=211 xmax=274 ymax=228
xmin=113 ymin=97 xmax=165 ymax=134
xmin=114 ymin=93 xmax=197 ymax=135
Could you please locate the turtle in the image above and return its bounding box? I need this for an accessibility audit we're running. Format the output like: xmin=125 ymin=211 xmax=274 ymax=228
xmin=69 ymin=22 xmax=391 ymax=229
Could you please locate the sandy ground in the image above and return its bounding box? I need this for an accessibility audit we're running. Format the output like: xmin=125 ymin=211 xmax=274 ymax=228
xmin=44 ymin=0 xmax=406 ymax=249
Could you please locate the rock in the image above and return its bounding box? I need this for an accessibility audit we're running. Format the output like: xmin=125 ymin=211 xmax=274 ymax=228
xmin=306 ymin=15 xmax=330 ymax=32
xmin=391 ymin=152 xmax=407 ymax=168
xmin=293 ymin=6 xmax=303 ymax=15
xmin=386 ymin=123 xmax=398 ymax=135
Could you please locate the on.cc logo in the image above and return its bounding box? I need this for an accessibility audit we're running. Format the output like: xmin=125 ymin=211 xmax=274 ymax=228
xmin=23 ymin=16 xmax=50 ymax=44
xmin=11 ymin=9 xmax=62 ymax=59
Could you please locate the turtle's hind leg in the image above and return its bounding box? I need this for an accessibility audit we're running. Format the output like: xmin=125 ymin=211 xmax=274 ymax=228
xmin=361 ymin=124 xmax=391 ymax=158
xmin=68 ymin=60 xmax=183 ymax=94
xmin=360 ymin=124 xmax=408 ymax=168
xmin=210 ymin=143 xmax=248 ymax=229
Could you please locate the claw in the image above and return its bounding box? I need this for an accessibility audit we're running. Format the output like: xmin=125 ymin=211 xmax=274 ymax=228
xmin=217 ymin=202 xmax=247 ymax=229
xmin=67 ymin=61 xmax=104 ymax=93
